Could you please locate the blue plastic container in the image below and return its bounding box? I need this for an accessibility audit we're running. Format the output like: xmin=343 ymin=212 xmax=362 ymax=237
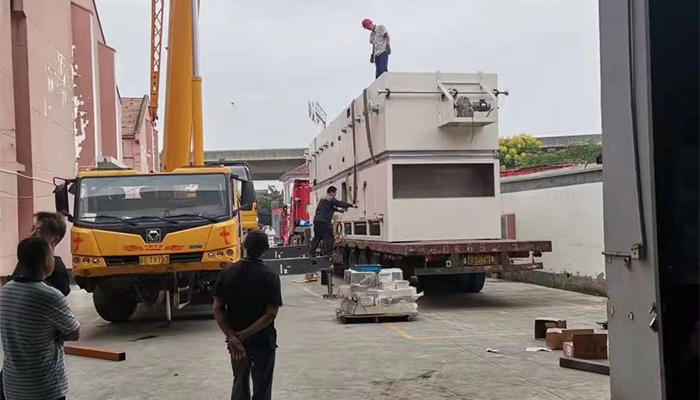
xmin=352 ymin=264 xmax=382 ymax=273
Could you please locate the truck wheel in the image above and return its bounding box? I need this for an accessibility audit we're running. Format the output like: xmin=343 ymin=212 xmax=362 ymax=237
xmin=93 ymin=286 xmax=138 ymax=323
xmin=455 ymin=273 xmax=486 ymax=293
xmin=369 ymin=251 xmax=381 ymax=266
xmin=417 ymin=276 xmax=454 ymax=295
xmin=348 ymin=248 xmax=359 ymax=269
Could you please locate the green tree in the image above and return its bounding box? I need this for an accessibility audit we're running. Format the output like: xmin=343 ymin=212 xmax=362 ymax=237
xmin=255 ymin=185 xmax=283 ymax=227
xmin=518 ymin=140 xmax=602 ymax=167
xmin=498 ymin=134 xmax=543 ymax=168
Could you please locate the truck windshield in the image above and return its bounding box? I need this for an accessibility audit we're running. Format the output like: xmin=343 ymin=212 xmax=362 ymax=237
xmin=76 ymin=174 xmax=230 ymax=223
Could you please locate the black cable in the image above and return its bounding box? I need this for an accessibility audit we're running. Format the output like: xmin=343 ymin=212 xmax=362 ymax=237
xmin=627 ymin=0 xmax=647 ymax=254
xmin=363 ymin=88 xmax=378 ymax=164
xmin=470 ymin=115 xmax=475 ymax=144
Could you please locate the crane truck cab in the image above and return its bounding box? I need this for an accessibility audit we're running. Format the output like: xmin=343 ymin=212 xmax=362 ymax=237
xmin=53 ymin=166 xmax=255 ymax=323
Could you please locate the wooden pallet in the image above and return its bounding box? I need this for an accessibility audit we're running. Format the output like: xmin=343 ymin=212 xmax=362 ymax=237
xmin=337 ymin=313 xmax=417 ymax=324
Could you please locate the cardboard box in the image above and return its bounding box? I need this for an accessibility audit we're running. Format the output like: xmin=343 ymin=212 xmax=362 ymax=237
xmin=546 ymin=328 xmax=564 ymax=349
xmin=562 ymin=329 xmax=595 ymax=343
xmin=535 ymin=318 xmax=567 ymax=339
xmin=563 ymin=333 xmax=608 ymax=360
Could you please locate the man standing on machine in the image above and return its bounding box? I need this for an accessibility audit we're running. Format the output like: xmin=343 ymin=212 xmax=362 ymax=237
xmin=309 ymin=186 xmax=354 ymax=258
xmin=362 ymin=18 xmax=391 ymax=79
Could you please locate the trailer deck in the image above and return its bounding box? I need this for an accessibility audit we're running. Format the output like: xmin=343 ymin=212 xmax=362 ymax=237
xmin=339 ymin=238 xmax=553 ymax=256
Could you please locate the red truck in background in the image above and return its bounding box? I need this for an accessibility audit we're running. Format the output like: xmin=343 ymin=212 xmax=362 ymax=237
xmin=280 ymin=179 xmax=312 ymax=245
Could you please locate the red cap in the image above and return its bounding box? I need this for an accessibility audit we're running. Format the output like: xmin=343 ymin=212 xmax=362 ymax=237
xmin=362 ymin=19 xmax=373 ymax=29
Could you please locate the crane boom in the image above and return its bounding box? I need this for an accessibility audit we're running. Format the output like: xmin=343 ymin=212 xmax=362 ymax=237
xmin=149 ymin=0 xmax=164 ymax=125
xmin=159 ymin=0 xmax=204 ymax=172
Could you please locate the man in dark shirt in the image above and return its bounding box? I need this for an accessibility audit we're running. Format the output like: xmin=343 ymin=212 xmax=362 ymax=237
xmin=309 ymin=186 xmax=354 ymax=257
xmin=213 ymin=230 xmax=283 ymax=400
xmin=10 ymin=212 xmax=70 ymax=296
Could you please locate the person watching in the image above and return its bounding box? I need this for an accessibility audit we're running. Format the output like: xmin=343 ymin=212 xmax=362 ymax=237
xmin=213 ymin=230 xmax=283 ymax=400
xmin=11 ymin=212 xmax=70 ymax=296
xmin=0 ymin=237 xmax=80 ymax=400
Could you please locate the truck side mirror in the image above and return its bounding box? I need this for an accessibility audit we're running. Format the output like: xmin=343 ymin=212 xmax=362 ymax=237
xmin=239 ymin=181 xmax=255 ymax=211
xmin=53 ymin=178 xmax=74 ymax=222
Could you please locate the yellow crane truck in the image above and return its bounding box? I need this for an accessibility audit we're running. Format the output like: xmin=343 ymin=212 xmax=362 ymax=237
xmin=53 ymin=0 xmax=253 ymax=322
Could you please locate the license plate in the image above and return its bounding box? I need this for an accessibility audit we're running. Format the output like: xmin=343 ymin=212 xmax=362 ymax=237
xmin=139 ymin=255 xmax=170 ymax=266
xmin=466 ymin=254 xmax=494 ymax=266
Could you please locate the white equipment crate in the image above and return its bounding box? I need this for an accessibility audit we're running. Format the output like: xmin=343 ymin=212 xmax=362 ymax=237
xmin=308 ymin=72 xmax=505 ymax=243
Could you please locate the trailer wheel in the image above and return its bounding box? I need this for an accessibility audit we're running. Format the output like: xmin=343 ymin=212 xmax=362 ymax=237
xmin=369 ymin=251 xmax=381 ymax=266
xmin=416 ymin=275 xmax=455 ymax=294
xmin=358 ymin=248 xmax=370 ymax=265
xmin=456 ymin=273 xmax=486 ymax=293
xmin=348 ymin=248 xmax=359 ymax=269
xmin=93 ymin=286 xmax=138 ymax=323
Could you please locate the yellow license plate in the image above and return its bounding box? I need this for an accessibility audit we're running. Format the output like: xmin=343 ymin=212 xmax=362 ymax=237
xmin=466 ymin=254 xmax=494 ymax=266
xmin=139 ymin=255 xmax=170 ymax=266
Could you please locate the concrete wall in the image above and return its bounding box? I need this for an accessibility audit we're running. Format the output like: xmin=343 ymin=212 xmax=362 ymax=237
xmin=500 ymin=166 xmax=606 ymax=295
xmin=0 ymin=0 xmax=19 ymax=274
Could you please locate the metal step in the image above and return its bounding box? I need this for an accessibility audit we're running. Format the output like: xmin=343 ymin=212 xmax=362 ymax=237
xmin=264 ymin=257 xmax=332 ymax=276
xmin=262 ymin=245 xmax=309 ymax=260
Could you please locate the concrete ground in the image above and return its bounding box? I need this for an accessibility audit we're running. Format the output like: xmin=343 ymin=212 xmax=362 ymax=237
xmin=64 ymin=277 xmax=610 ymax=400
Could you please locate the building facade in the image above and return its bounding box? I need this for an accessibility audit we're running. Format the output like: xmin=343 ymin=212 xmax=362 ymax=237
xmin=121 ymin=96 xmax=159 ymax=173
xmin=0 ymin=0 xmax=155 ymax=276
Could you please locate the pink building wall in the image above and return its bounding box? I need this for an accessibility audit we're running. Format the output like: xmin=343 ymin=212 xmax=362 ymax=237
xmin=121 ymin=96 xmax=158 ymax=173
xmin=0 ymin=0 xmax=19 ymax=273
xmin=71 ymin=3 xmax=97 ymax=171
xmin=0 ymin=0 xmax=120 ymax=276
xmin=2 ymin=0 xmax=77 ymax=274
xmin=98 ymin=42 xmax=119 ymax=160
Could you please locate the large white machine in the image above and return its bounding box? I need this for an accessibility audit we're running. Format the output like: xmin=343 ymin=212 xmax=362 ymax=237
xmin=308 ymin=72 xmax=506 ymax=242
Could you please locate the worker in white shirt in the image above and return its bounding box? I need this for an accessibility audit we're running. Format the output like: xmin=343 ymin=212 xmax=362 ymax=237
xmin=362 ymin=18 xmax=391 ymax=79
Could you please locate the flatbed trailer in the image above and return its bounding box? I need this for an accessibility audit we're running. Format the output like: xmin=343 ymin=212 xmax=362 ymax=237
xmin=334 ymin=238 xmax=552 ymax=292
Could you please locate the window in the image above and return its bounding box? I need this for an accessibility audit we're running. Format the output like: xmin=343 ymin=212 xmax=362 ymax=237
xmin=392 ymin=163 xmax=495 ymax=199
xmin=341 ymin=182 xmax=348 ymax=203
xmin=369 ymin=221 xmax=381 ymax=236
xmin=354 ymin=221 xmax=367 ymax=235
xmin=76 ymin=174 xmax=229 ymax=223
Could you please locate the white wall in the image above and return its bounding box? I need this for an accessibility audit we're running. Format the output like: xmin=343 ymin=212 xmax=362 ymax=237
xmin=501 ymin=182 xmax=605 ymax=278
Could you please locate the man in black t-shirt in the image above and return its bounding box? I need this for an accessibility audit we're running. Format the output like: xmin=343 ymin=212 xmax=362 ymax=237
xmin=10 ymin=212 xmax=70 ymax=296
xmin=309 ymin=186 xmax=354 ymax=257
xmin=213 ymin=230 xmax=282 ymax=400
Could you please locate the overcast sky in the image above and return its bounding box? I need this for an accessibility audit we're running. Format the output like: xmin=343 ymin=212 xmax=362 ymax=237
xmin=97 ymin=0 xmax=601 ymax=151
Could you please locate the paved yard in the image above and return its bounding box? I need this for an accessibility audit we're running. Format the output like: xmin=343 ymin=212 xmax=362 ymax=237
xmin=61 ymin=277 xmax=609 ymax=400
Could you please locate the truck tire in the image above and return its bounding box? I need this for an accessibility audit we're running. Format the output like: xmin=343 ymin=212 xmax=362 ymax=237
xmin=348 ymin=248 xmax=359 ymax=270
xmin=455 ymin=273 xmax=486 ymax=293
xmin=93 ymin=286 xmax=138 ymax=323
xmin=417 ymin=275 xmax=454 ymax=295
